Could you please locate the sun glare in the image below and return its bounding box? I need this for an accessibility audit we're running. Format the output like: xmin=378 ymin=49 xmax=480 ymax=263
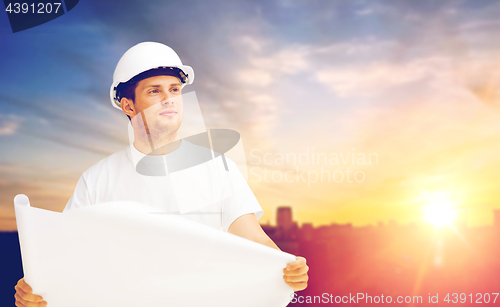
xmin=422 ymin=194 xmax=457 ymax=228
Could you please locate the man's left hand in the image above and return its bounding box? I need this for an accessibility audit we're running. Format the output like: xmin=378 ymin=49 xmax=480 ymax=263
xmin=283 ymin=256 xmax=309 ymax=291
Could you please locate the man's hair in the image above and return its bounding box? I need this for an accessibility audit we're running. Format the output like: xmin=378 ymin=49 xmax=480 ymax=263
xmin=115 ymin=67 xmax=186 ymax=121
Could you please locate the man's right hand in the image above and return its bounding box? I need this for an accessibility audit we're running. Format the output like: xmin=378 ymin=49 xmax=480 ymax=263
xmin=14 ymin=278 xmax=47 ymax=307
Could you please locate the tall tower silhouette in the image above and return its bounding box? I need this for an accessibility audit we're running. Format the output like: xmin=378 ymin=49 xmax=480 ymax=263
xmin=275 ymin=206 xmax=299 ymax=254
xmin=277 ymin=207 xmax=293 ymax=230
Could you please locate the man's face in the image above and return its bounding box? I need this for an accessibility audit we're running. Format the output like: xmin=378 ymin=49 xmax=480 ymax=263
xmin=129 ymin=75 xmax=184 ymax=139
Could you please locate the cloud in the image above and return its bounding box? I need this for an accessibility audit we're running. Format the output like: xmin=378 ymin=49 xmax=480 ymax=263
xmin=234 ymin=36 xmax=264 ymax=53
xmin=454 ymin=55 xmax=500 ymax=107
xmin=229 ymin=47 xmax=310 ymax=141
xmin=458 ymin=19 xmax=500 ymax=32
xmin=355 ymin=8 xmax=374 ymax=16
xmin=315 ymin=56 xmax=453 ymax=97
xmin=248 ymin=47 xmax=309 ymax=75
xmin=237 ymin=69 xmax=274 ymax=87
xmin=0 ymin=114 xmax=23 ymax=136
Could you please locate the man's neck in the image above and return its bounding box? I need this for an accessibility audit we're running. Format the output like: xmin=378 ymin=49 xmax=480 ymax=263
xmin=133 ymin=133 xmax=182 ymax=156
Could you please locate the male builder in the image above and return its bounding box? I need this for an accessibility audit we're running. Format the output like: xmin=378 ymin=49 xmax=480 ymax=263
xmin=14 ymin=42 xmax=309 ymax=307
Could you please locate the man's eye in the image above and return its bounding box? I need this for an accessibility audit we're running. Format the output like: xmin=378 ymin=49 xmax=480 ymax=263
xmin=172 ymin=88 xmax=180 ymax=92
xmin=149 ymin=89 xmax=160 ymax=94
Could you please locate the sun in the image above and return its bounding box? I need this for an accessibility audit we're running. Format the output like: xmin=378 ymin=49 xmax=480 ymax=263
xmin=422 ymin=194 xmax=457 ymax=228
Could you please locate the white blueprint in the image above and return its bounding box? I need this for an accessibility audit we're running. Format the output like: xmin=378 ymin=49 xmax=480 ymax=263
xmin=14 ymin=196 xmax=295 ymax=307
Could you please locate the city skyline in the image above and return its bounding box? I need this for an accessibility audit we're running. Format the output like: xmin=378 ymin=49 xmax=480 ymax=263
xmin=262 ymin=205 xmax=500 ymax=229
xmin=262 ymin=206 xmax=500 ymax=306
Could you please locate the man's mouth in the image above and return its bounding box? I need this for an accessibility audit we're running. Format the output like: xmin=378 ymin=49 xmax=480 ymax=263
xmin=159 ymin=110 xmax=177 ymax=116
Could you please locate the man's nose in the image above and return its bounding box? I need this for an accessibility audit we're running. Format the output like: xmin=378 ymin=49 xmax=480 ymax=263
xmin=161 ymin=93 xmax=176 ymax=105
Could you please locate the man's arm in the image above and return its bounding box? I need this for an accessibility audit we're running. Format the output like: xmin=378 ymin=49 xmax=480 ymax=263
xmin=228 ymin=213 xmax=309 ymax=292
xmin=228 ymin=213 xmax=279 ymax=249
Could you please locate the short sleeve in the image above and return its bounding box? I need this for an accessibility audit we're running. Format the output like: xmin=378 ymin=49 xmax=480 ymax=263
xmin=221 ymin=159 xmax=264 ymax=232
xmin=63 ymin=175 xmax=93 ymax=212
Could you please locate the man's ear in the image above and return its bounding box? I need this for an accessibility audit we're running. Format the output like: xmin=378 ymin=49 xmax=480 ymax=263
xmin=121 ymin=97 xmax=136 ymax=118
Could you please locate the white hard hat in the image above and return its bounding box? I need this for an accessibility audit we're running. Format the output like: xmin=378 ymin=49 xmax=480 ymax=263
xmin=110 ymin=42 xmax=195 ymax=110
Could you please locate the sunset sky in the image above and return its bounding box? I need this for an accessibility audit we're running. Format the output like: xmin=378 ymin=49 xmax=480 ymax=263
xmin=1 ymin=0 xmax=500 ymax=231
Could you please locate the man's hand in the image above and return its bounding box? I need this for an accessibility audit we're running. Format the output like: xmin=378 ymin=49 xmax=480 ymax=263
xmin=14 ymin=278 xmax=47 ymax=307
xmin=227 ymin=214 xmax=309 ymax=291
xmin=283 ymin=256 xmax=309 ymax=291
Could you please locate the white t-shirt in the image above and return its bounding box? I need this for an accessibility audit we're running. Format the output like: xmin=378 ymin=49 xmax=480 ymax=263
xmin=64 ymin=140 xmax=263 ymax=232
